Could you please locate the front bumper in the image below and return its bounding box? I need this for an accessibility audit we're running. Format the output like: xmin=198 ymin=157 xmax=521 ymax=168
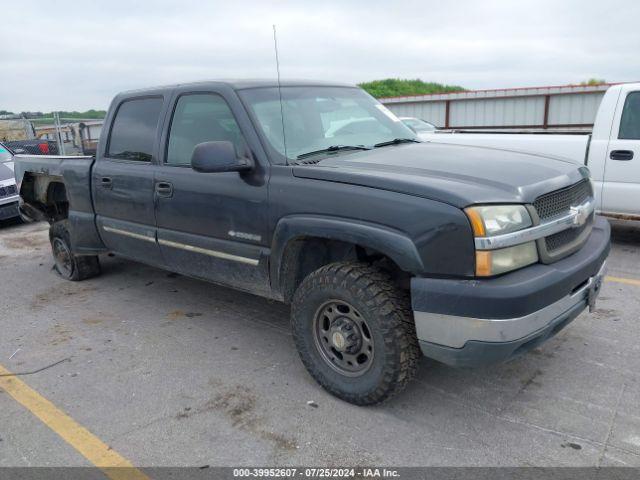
xmin=0 ymin=198 xmax=19 ymax=220
xmin=411 ymin=216 xmax=610 ymax=367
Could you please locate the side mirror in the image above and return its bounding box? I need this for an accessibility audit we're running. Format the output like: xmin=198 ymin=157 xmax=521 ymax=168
xmin=191 ymin=141 xmax=253 ymax=173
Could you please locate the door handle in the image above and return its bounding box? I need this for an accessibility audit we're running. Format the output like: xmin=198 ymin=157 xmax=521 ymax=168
xmin=100 ymin=177 xmax=113 ymax=188
xmin=155 ymin=181 xmax=173 ymax=198
xmin=610 ymin=150 xmax=634 ymax=161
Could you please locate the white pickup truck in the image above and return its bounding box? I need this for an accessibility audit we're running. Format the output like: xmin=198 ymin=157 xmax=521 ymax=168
xmin=421 ymin=83 xmax=640 ymax=221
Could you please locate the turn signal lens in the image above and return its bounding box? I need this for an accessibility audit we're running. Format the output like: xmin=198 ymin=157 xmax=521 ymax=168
xmin=475 ymin=242 xmax=538 ymax=277
xmin=475 ymin=251 xmax=492 ymax=276
xmin=465 ymin=208 xmax=486 ymax=237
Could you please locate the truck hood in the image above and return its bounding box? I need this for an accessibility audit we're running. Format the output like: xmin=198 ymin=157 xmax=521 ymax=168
xmin=292 ymin=142 xmax=588 ymax=208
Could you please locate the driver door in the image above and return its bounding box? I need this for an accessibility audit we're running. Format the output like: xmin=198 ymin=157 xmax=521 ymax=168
xmin=154 ymin=88 xmax=271 ymax=295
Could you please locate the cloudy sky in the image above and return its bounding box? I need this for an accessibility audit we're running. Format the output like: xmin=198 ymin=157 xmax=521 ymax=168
xmin=1 ymin=0 xmax=638 ymax=112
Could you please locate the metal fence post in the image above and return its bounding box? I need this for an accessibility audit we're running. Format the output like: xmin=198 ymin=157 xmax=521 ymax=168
xmin=54 ymin=112 xmax=66 ymax=155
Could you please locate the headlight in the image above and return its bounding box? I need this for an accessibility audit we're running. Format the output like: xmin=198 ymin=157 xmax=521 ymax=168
xmin=465 ymin=205 xmax=532 ymax=236
xmin=465 ymin=205 xmax=538 ymax=276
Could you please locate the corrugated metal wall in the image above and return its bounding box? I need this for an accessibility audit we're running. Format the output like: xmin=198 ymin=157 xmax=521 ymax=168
xmin=448 ymin=96 xmax=546 ymax=127
xmin=547 ymin=93 xmax=603 ymax=126
xmin=386 ymin=101 xmax=447 ymax=126
xmin=381 ymin=83 xmax=611 ymax=130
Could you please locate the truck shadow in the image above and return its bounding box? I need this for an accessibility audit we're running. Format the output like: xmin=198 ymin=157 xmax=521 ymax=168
xmin=0 ymin=217 xmax=24 ymax=230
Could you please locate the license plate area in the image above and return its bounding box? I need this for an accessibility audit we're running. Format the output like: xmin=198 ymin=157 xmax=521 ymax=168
xmin=587 ymin=265 xmax=606 ymax=313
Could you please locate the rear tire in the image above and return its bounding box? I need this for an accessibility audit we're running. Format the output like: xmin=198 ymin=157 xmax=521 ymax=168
xmin=291 ymin=262 xmax=420 ymax=405
xmin=50 ymin=220 xmax=100 ymax=281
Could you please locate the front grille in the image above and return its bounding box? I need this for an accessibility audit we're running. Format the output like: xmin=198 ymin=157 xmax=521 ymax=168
xmin=533 ymin=179 xmax=592 ymax=221
xmin=0 ymin=185 xmax=17 ymax=198
xmin=533 ymin=179 xmax=594 ymax=260
xmin=544 ymin=217 xmax=591 ymax=252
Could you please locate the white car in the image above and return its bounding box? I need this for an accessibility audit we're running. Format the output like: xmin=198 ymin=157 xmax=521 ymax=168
xmin=400 ymin=117 xmax=437 ymax=137
xmin=420 ymin=83 xmax=640 ymax=222
xmin=0 ymin=142 xmax=20 ymax=221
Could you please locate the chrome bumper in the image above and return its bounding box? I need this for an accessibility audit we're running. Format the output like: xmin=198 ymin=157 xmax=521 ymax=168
xmin=0 ymin=194 xmax=19 ymax=207
xmin=414 ymin=261 xmax=606 ymax=349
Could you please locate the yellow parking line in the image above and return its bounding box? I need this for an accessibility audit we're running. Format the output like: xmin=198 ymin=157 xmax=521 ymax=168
xmin=606 ymin=275 xmax=640 ymax=287
xmin=0 ymin=363 xmax=149 ymax=480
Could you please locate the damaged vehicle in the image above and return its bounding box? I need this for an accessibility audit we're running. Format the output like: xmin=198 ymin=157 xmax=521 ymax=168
xmin=14 ymin=81 xmax=610 ymax=405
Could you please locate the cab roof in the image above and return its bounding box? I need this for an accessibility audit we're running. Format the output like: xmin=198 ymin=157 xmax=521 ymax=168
xmin=118 ymin=79 xmax=356 ymax=96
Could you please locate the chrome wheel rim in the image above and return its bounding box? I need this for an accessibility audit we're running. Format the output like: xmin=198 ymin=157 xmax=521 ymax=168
xmin=312 ymin=300 xmax=374 ymax=377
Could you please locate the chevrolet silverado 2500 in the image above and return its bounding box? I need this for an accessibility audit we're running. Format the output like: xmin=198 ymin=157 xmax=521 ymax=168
xmin=14 ymin=80 xmax=610 ymax=405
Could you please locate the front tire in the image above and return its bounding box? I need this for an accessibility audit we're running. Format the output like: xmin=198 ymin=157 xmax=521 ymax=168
xmin=50 ymin=220 xmax=101 ymax=281
xmin=291 ymin=262 xmax=420 ymax=405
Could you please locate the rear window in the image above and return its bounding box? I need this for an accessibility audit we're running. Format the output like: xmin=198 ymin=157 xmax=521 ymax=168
xmin=107 ymin=97 xmax=163 ymax=161
xmin=619 ymin=91 xmax=640 ymax=140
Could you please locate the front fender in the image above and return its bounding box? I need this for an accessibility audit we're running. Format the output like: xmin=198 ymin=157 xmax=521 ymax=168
xmin=270 ymin=214 xmax=426 ymax=291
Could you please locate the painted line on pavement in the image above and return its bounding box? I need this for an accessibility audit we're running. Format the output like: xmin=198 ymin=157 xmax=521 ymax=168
xmin=606 ymin=275 xmax=640 ymax=287
xmin=0 ymin=363 xmax=149 ymax=480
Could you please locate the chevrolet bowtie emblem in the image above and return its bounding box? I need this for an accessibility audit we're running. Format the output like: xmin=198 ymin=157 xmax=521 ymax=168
xmin=570 ymin=204 xmax=590 ymax=227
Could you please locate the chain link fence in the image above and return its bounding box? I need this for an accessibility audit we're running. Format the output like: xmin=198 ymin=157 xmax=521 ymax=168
xmin=1 ymin=115 xmax=103 ymax=156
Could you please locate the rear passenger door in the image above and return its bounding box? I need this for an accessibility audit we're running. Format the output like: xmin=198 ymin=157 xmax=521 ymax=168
xmin=602 ymin=89 xmax=640 ymax=216
xmin=154 ymin=87 xmax=271 ymax=295
xmin=92 ymin=95 xmax=165 ymax=267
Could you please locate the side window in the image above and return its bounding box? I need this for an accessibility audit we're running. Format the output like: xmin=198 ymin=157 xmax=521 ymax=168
xmin=619 ymin=92 xmax=640 ymax=140
xmin=166 ymin=94 xmax=246 ymax=166
xmin=107 ymin=97 xmax=163 ymax=161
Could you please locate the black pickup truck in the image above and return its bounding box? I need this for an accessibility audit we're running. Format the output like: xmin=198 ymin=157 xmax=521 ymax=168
xmin=14 ymin=80 xmax=610 ymax=405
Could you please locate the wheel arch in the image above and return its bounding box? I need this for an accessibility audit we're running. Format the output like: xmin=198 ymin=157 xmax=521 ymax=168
xmin=19 ymin=173 xmax=107 ymax=255
xmin=19 ymin=173 xmax=69 ymax=222
xmin=270 ymin=215 xmax=424 ymax=302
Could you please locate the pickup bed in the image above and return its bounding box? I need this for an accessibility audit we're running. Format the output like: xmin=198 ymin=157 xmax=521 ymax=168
xmin=15 ymin=80 xmax=610 ymax=405
xmin=420 ymin=83 xmax=640 ymax=222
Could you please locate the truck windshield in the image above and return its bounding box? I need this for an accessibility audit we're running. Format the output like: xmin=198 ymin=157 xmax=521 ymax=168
xmin=238 ymin=86 xmax=416 ymax=164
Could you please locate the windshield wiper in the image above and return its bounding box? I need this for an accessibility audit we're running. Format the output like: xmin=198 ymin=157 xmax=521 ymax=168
xmin=296 ymin=145 xmax=372 ymax=161
xmin=373 ymin=138 xmax=420 ymax=148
